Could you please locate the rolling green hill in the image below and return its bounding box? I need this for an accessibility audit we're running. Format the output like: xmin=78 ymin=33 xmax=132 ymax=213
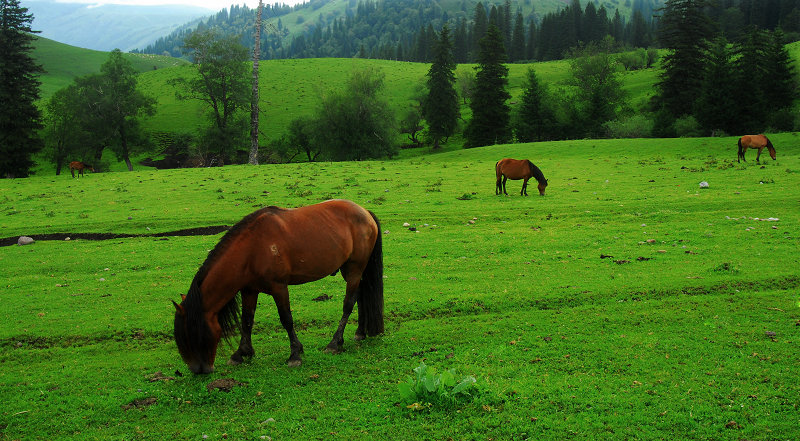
xmin=33 ymin=36 xmax=188 ymax=100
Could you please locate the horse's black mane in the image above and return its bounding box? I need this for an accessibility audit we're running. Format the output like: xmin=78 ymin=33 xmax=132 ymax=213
xmin=528 ymin=160 xmax=547 ymax=184
xmin=180 ymin=206 xmax=286 ymax=354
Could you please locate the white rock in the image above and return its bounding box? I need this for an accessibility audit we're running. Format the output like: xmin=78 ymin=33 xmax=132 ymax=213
xmin=699 ymin=181 xmax=709 ymax=188
xmin=17 ymin=236 xmax=34 ymax=245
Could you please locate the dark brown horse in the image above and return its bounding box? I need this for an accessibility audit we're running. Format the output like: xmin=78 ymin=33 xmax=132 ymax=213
xmin=69 ymin=161 xmax=94 ymax=177
xmin=173 ymin=199 xmax=384 ymax=374
xmin=738 ymin=134 xmax=776 ymax=163
xmin=495 ymin=158 xmax=548 ymax=196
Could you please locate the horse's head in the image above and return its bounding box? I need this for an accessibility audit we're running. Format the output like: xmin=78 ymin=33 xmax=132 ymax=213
xmin=537 ymin=179 xmax=548 ymax=196
xmin=87 ymin=164 xmax=95 ymax=172
xmin=767 ymin=145 xmax=777 ymax=160
xmin=173 ymin=295 xmax=219 ymax=374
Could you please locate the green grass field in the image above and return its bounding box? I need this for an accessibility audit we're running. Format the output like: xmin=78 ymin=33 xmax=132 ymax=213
xmin=2 ymin=135 xmax=799 ymax=439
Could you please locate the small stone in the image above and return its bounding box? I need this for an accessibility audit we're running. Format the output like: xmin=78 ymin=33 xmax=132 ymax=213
xmin=17 ymin=236 xmax=34 ymax=245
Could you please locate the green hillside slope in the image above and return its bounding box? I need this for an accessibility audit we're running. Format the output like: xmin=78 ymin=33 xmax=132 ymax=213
xmin=33 ymin=36 xmax=188 ymax=100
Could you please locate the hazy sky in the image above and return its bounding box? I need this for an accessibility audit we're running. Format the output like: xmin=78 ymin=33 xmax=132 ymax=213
xmin=60 ymin=0 xmax=307 ymax=11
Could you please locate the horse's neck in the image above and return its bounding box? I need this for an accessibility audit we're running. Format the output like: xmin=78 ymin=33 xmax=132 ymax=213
xmin=200 ymin=257 xmax=248 ymax=313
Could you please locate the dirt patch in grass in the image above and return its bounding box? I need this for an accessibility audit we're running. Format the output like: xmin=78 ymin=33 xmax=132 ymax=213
xmin=121 ymin=397 xmax=157 ymax=410
xmin=0 ymin=225 xmax=229 ymax=247
xmin=207 ymin=378 xmax=246 ymax=392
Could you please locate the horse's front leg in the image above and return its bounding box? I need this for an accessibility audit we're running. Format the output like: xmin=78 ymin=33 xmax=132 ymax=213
xmin=270 ymin=283 xmax=304 ymax=367
xmin=756 ymin=147 xmax=762 ymax=163
xmin=325 ymin=270 xmax=361 ymax=354
xmin=229 ymin=287 xmax=259 ymax=365
xmin=522 ymin=178 xmax=529 ymax=196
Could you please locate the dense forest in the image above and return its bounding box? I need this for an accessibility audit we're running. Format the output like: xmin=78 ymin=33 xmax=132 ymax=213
xmin=136 ymin=0 xmax=800 ymax=62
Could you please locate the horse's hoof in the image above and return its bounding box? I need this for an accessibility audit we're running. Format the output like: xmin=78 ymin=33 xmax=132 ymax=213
xmin=354 ymin=333 xmax=366 ymax=341
xmin=227 ymin=358 xmax=242 ymax=366
xmin=324 ymin=345 xmax=342 ymax=354
xmin=287 ymin=359 xmax=302 ymax=367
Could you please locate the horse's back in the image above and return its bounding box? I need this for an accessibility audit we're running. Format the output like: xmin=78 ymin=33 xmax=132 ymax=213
xmin=740 ymin=134 xmax=769 ymax=148
xmin=497 ymin=158 xmax=530 ymax=179
xmin=248 ymin=200 xmax=377 ymax=276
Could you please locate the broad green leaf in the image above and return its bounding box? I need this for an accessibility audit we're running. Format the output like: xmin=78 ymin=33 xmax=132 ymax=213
xmin=424 ymin=373 xmax=437 ymax=393
xmin=398 ymin=382 xmax=416 ymax=402
xmin=440 ymin=369 xmax=456 ymax=388
xmin=452 ymin=376 xmax=476 ymax=395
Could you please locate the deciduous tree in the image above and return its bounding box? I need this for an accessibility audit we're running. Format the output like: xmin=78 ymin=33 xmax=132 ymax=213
xmin=313 ymin=67 xmax=397 ymax=161
xmin=171 ymin=29 xmax=250 ymax=163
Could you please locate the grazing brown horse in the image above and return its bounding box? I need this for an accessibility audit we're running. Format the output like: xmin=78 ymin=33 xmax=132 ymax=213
xmin=737 ymin=134 xmax=776 ymax=163
xmin=495 ymin=158 xmax=548 ymax=196
xmin=69 ymin=161 xmax=94 ymax=177
xmin=173 ymin=199 xmax=384 ymax=374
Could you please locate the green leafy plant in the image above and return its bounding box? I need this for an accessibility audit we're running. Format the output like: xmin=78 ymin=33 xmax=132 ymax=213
xmin=398 ymin=362 xmax=477 ymax=410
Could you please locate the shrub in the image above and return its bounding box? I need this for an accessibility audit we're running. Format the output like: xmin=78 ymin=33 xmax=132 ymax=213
xmin=603 ymin=114 xmax=654 ymax=138
xmin=398 ymin=362 xmax=478 ymax=409
xmin=674 ymin=115 xmax=703 ymax=137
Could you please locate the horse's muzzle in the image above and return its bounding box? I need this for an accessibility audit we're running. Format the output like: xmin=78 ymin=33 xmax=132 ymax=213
xmin=189 ymin=363 xmax=215 ymax=375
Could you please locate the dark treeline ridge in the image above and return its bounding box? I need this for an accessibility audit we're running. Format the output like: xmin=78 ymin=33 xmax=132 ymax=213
xmin=135 ymin=0 xmax=800 ymax=62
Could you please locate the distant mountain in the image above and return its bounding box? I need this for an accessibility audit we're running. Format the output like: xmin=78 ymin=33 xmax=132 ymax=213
xmin=26 ymin=0 xmax=213 ymax=52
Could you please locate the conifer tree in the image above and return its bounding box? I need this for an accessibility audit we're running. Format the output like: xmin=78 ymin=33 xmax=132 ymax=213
xmin=513 ymin=68 xmax=555 ymax=142
xmin=509 ymin=12 xmax=526 ymax=62
xmin=422 ymin=24 xmax=459 ymax=149
xmin=0 ymin=0 xmax=43 ymax=177
xmin=654 ymin=0 xmax=717 ymax=120
xmin=465 ymin=24 xmax=511 ymax=148
xmin=695 ymin=37 xmax=738 ymax=134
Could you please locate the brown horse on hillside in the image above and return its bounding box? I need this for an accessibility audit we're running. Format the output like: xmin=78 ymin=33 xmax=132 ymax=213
xmin=495 ymin=158 xmax=548 ymax=196
xmin=69 ymin=161 xmax=94 ymax=177
xmin=737 ymin=134 xmax=776 ymax=163
xmin=173 ymin=199 xmax=384 ymax=374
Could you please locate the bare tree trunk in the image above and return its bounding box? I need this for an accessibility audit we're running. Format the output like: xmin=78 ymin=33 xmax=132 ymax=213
xmin=248 ymin=0 xmax=264 ymax=165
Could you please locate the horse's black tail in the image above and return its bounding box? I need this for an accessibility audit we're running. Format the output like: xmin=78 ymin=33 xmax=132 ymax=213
xmin=359 ymin=211 xmax=384 ymax=336
xmin=737 ymin=138 xmax=743 ymax=162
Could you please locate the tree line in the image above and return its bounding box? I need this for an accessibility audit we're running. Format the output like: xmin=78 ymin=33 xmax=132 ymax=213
xmin=2 ymin=0 xmax=798 ymax=177
xmin=137 ymin=0 xmax=800 ymax=63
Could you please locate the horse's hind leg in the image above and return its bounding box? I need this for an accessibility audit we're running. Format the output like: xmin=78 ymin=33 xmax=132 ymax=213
xmin=270 ymin=283 xmax=304 ymax=367
xmin=502 ymin=176 xmax=508 ymax=195
xmin=325 ymin=265 xmax=362 ymax=354
xmin=229 ymin=288 xmax=259 ymax=365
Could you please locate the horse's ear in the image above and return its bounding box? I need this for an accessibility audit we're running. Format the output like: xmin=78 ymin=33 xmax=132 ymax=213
xmin=172 ymin=300 xmax=185 ymax=315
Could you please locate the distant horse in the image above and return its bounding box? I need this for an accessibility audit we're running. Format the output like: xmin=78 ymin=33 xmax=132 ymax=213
xmin=173 ymin=199 xmax=384 ymax=374
xmin=69 ymin=161 xmax=94 ymax=178
xmin=495 ymin=158 xmax=548 ymax=196
xmin=737 ymin=134 xmax=776 ymax=163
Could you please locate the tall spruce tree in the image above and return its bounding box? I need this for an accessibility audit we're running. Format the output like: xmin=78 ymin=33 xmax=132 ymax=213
xmin=509 ymin=12 xmax=526 ymax=62
xmin=422 ymin=24 xmax=459 ymax=149
xmin=465 ymin=24 xmax=511 ymax=148
xmin=654 ymin=0 xmax=717 ymax=120
xmin=0 ymin=0 xmax=43 ymax=177
xmin=513 ymin=68 xmax=555 ymax=142
xmin=695 ymin=36 xmax=738 ymax=134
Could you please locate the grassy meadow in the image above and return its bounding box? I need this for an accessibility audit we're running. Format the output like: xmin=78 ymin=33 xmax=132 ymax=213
xmin=2 ymin=135 xmax=799 ymax=440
